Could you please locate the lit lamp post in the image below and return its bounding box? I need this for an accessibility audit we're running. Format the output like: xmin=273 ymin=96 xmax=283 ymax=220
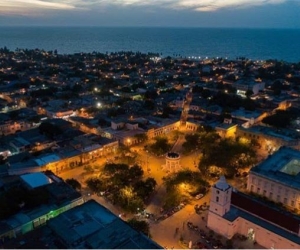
xmin=127 ymin=138 xmax=131 ymax=146
xmin=97 ymin=102 xmax=101 ymax=108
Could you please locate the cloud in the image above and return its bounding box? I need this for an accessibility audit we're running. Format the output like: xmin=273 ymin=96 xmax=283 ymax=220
xmin=188 ymin=0 xmax=287 ymax=12
xmin=0 ymin=0 xmax=290 ymax=16
xmin=0 ymin=0 xmax=79 ymax=15
xmin=99 ymin=0 xmax=287 ymax=11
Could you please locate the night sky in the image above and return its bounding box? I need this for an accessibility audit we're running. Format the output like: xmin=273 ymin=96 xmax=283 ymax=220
xmin=0 ymin=0 xmax=300 ymax=28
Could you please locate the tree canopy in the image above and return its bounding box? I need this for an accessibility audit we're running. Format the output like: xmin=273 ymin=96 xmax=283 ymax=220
xmin=199 ymin=137 xmax=257 ymax=178
xmin=148 ymin=137 xmax=171 ymax=155
xmin=262 ymin=109 xmax=297 ymax=128
xmin=127 ymin=218 xmax=151 ymax=237
xmin=86 ymin=163 xmax=156 ymax=212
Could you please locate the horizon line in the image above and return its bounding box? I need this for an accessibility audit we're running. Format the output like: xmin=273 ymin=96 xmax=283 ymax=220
xmin=0 ymin=25 xmax=300 ymax=30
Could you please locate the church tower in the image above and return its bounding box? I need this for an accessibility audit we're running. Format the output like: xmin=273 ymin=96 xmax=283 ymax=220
xmin=209 ymin=176 xmax=232 ymax=216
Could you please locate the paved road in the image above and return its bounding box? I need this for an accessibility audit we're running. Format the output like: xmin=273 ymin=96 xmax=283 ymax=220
xmin=150 ymin=198 xmax=209 ymax=249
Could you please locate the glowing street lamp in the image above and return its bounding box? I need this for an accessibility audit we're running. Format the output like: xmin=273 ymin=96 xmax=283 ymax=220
xmin=97 ymin=102 xmax=101 ymax=108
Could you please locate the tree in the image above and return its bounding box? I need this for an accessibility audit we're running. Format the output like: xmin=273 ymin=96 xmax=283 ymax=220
xmin=127 ymin=218 xmax=151 ymax=237
xmin=149 ymin=137 xmax=171 ymax=155
xmin=65 ymin=178 xmax=81 ymax=190
xmin=245 ymin=89 xmax=254 ymax=98
xmin=129 ymin=165 xmax=144 ymax=179
xmin=134 ymin=133 xmax=148 ymax=143
xmin=86 ymin=177 xmax=105 ymax=193
xmin=262 ymin=109 xmax=296 ymax=128
xmin=0 ymin=155 xmax=6 ymax=165
xmin=103 ymin=163 xmax=130 ymax=176
xmin=143 ymin=100 xmax=155 ymax=110
xmin=198 ymin=138 xmax=256 ymax=178
xmin=39 ymin=122 xmax=63 ymax=138
xmin=133 ymin=177 xmax=157 ymax=200
xmin=72 ymin=84 xmax=83 ymax=93
xmin=144 ymin=90 xmax=158 ymax=100
xmin=182 ymin=134 xmax=200 ymax=154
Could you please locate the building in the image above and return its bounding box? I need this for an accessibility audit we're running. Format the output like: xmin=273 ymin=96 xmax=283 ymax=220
xmin=236 ymin=125 xmax=300 ymax=152
xmin=215 ymin=119 xmax=238 ymax=138
xmin=234 ymin=79 xmax=265 ymax=97
xmin=0 ymin=172 xmax=84 ymax=242
xmin=207 ymin=176 xmax=300 ymax=249
xmin=247 ymin=147 xmax=300 ymax=209
xmin=231 ymin=109 xmax=267 ymax=128
xmin=2 ymin=200 xmax=162 ymax=249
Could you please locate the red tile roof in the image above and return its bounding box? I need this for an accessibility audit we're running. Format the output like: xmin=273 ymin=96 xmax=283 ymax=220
xmin=231 ymin=191 xmax=300 ymax=233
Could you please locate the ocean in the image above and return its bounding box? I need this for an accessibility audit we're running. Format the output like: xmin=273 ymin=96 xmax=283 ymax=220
xmin=0 ymin=27 xmax=300 ymax=63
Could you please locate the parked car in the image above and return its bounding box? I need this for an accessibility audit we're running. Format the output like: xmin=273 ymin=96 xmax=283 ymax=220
xmin=242 ymin=172 xmax=248 ymax=177
xmin=195 ymin=193 xmax=204 ymax=200
xmin=196 ymin=241 xmax=205 ymax=249
xmin=187 ymin=222 xmax=194 ymax=229
xmin=200 ymin=204 xmax=209 ymax=211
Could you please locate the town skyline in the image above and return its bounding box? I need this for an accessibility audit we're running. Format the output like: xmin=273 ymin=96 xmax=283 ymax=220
xmin=1 ymin=0 xmax=300 ymax=28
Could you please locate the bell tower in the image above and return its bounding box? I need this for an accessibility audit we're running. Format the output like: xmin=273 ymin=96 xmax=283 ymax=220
xmin=209 ymin=176 xmax=232 ymax=216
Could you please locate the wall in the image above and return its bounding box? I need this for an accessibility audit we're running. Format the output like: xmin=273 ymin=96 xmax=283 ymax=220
xmin=247 ymin=172 xmax=300 ymax=210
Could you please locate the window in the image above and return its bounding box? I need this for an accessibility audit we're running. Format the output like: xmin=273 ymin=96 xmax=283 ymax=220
xmin=216 ymin=190 xmax=220 ymax=194
xmin=257 ymin=187 xmax=260 ymax=193
xmin=284 ymin=198 xmax=287 ymax=204
xmin=277 ymin=195 xmax=281 ymax=202
xmin=216 ymin=196 xmax=219 ymax=202
xmin=270 ymin=192 xmax=273 ymax=199
xmin=291 ymin=200 xmax=295 ymax=207
xmin=263 ymin=190 xmax=267 ymax=196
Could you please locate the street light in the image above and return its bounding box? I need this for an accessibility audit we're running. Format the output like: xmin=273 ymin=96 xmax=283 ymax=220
xmin=97 ymin=102 xmax=101 ymax=108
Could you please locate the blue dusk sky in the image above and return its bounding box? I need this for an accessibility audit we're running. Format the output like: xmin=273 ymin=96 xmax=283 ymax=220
xmin=0 ymin=0 xmax=300 ymax=28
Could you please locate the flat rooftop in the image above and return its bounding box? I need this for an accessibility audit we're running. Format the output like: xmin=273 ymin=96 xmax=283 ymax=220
xmin=239 ymin=125 xmax=300 ymax=141
xmin=20 ymin=172 xmax=53 ymax=189
xmin=47 ymin=200 xmax=162 ymax=249
xmin=250 ymin=147 xmax=300 ymax=190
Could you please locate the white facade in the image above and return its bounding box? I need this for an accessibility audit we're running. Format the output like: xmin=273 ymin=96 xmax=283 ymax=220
xmin=247 ymin=147 xmax=300 ymax=210
xmin=247 ymin=173 xmax=300 ymax=209
xmin=207 ymin=176 xmax=300 ymax=249
xmin=209 ymin=176 xmax=232 ymax=217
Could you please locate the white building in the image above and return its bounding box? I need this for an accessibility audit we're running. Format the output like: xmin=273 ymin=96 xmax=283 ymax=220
xmin=234 ymin=79 xmax=265 ymax=97
xmin=207 ymin=176 xmax=300 ymax=249
xmin=247 ymin=146 xmax=300 ymax=209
